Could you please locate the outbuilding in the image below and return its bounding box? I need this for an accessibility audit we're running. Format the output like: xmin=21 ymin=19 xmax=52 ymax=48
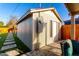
xmin=17 ymin=8 xmax=63 ymax=50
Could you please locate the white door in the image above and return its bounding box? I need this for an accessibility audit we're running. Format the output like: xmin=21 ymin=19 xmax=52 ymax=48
xmin=47 ymin=20 xmax=53 ymax=45
xmin=53 ymin=22 xmax=58 ymax=42
xmin=38 ymin=22 xmax=46 ymax=48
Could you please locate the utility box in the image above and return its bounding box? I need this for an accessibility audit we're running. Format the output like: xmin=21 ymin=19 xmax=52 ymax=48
xmin=17 ymin=8 xmax=63 ymax=51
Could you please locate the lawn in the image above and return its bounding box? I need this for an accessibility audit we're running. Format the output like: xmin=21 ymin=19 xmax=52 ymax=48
xmin=0 ymin=33 xmax=8 ymax=49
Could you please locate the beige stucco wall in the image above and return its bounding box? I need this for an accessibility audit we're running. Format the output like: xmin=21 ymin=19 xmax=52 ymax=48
xmin=33 ymin=10 xmax=62 ymax=49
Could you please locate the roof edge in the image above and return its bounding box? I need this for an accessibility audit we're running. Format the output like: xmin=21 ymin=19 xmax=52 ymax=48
xmin=17 ymin=8 xmax=63 ymax=24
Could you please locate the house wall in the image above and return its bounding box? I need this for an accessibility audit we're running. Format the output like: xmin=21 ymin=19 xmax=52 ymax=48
xmin=32 ymin=10 xmax=62 ymax=49
xmin=17 ymin=17 xmax=33 ymax=50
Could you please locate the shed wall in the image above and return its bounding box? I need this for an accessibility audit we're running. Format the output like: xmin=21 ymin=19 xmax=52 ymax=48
xmin=33 ymin=10 xmax=62 ymax=49
xmin=17 ymin=17 xmax=32 ymax=50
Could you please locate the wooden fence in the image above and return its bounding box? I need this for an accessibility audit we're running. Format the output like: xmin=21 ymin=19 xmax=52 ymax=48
xmin=61 ymin=24 xmax=79 ymax=40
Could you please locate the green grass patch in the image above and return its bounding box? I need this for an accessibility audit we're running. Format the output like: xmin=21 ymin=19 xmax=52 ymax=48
xmin=0 ymin=33 xmax=8 ymax=49
xmin=13 ymin=33 xmax=31 ymax=53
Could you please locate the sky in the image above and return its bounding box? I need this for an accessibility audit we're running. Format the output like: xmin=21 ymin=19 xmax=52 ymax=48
xmin=0 ymin=3 xmax=70 ymax=25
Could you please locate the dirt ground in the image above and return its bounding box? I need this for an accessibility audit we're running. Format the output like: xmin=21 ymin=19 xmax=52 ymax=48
xmin=21 ymin=42 xmax=62 ymax=56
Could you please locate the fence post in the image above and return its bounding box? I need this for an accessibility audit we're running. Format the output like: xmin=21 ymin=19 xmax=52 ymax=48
xmin=70 ymin=15 xmax=75 ymax=40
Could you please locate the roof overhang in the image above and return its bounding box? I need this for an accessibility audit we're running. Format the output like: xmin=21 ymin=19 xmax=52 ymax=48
xmin=17 ymin=8 xmax=63 ymax=24
xmin=65 ymin=3 xmax=79 ymax=15
xmin=31 ymin=8 xmax=63 ymax=22
xmin=30 ymin=8 xmax=55 ymax=13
